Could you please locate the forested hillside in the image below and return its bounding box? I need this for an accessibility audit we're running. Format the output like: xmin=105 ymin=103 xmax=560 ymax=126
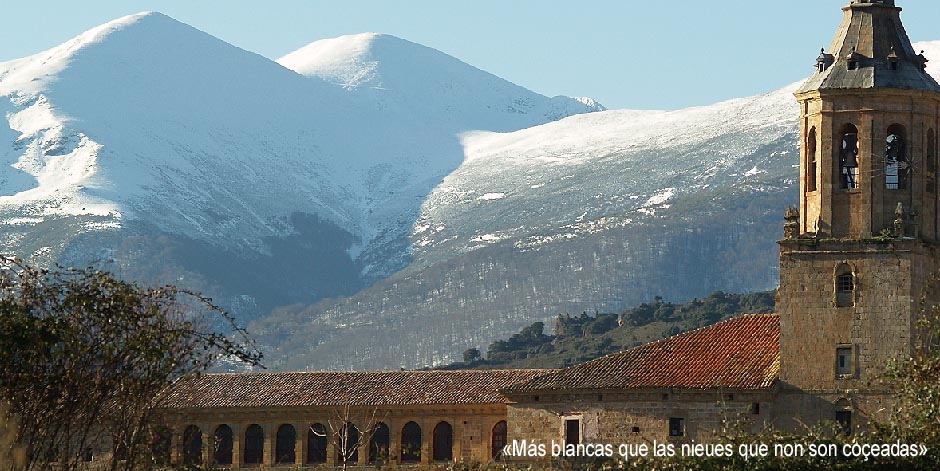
xmin=446 ymin=290 xmax=776 ymax=370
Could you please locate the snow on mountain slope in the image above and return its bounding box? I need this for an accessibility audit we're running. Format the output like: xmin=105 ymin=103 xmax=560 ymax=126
xmin=256 ymin=82 xmax=805 ymax=370
xmin=0 ymin=12 xmax=606 ymax=314
xmin=265 ymin=43 xmax=940 ymax=370
xmin=409 ymin=82 xmax=801 ymax=268
xmin=278 ymin=33 xmax=604 ymax=133
xmin=0 ymin=13 xmax=467 ymax=261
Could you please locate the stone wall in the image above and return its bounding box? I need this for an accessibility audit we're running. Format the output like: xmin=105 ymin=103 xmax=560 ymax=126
xmin=778 ymin=239 xmax=940 ymax=390
xmin=506 ymin=389 xmax=775 ymax=449
xmin=776 ymin=238 xmax=940 ymax=432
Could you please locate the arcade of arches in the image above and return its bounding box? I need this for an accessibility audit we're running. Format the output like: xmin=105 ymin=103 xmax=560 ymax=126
xmin=158 ymin=414 xmax=509 ymax=467
xmin=154 ymin=370 xmax=542 ymax=467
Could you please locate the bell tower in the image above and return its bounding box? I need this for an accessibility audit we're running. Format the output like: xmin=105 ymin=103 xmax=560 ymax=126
xmin=777 ymin=0 xmax=940 ymax=431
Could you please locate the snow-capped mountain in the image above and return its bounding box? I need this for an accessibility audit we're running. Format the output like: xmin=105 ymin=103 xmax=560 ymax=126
xmin=0 ymin=12 xmax=600 ymax=317
xmin=278 ymin=32 xmax=604 ymax=133
xmin=255 ymin=84 xmax=802 ymax=370
xmin=276 ymin=32 xmax=603 ymax=281
xmin=256 ymin=40 xmax=940 ymax=370
xmin=5 ymin=11 xmax=937 ymax=370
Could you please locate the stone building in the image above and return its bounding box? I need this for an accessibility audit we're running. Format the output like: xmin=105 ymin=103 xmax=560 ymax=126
xmin=502 ymin=314 xmax=779 ymax=447
xmin=156 ymin=370 xmax=546 ymax=467
xmin=778 ymin=0 xmax=940 ymax=432
xmin=503 ymin=0 xmax=940 ymax=447
xmin=153 ymin=0 xmax=940 ymax=466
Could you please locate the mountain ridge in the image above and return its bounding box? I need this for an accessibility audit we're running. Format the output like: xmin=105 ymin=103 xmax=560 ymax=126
xmin=0 ymin=12 xmax=603 ymax=321
xmin=277 ymin=32 xmax=605 ymax=133
xmin=5 ymin=12 xmax=939 ymax=370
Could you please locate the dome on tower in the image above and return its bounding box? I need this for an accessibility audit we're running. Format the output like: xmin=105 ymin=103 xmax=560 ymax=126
xmin=797 ymin=0 xmax=940 ymax=93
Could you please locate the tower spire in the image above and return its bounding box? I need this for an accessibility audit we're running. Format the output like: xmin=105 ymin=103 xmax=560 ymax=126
xmin=798 ymin=0 xmax=937 ymax=93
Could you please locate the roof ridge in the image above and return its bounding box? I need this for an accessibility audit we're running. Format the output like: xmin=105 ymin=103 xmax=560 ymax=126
xmin=198 ymin=368 xmax=556 ymax=377
xmin=574 ymin=313 xmax=779 ymax=366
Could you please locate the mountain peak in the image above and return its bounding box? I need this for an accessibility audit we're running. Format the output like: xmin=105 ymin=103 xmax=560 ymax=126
xmin=277 ymin=32 xmax=603 ymax=132
xmin=277 ymin=32 xmax=427 ymax=89
xmin=0 ymin=12 xmax=208 ymax=94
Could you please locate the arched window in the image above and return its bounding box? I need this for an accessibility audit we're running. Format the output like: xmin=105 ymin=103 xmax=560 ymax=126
xmin=807 ymin=127 xmax=818 ymax=192
xmin=213 ymin=425 xmax=233 ymax=465
xmin=928 ymin=129 xmax=936 ymax=194
xmin=401 ymin=421 xmax=422 ymax=463
xmin=244 ymin=424 xmax=264 ymax=465
xmin=886 ymin=125 xmax=908 ymax=190
xmin=338 ymin=424 xmax=360 ymax=464
xmin=150 ymin=425 xmax=171 ymax=466
xmin=492 ymin=421 xmax=507 ymax=460
xmin=369 ymin=422 xmax=390 ymax=464
xmin=275 ymin=424 xmax=296 ymax=464
xmin=182 ymin=425 xmax=202 ymax=466
xmin=835 ymin=264 xmax=855 ymax=308
xmin=432 ymin=421 xmax=453 ymax=462
xmin=839 ymin=124 xmax=860 ymax=189
xmin=307 ymin=423 xmax=328 ymax=464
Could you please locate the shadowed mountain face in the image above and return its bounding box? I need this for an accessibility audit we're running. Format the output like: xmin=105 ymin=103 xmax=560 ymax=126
xmin=0 ymin=13 xmax=599 ymax=321
xmin=4 ymin=12 xmax=937 ymax=370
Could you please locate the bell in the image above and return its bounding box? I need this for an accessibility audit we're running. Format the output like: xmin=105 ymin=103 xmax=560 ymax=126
xmin=842 ymin=150 xmax=859 ymax=167
xmin=841 ymin=135 xmax=859 ymax=167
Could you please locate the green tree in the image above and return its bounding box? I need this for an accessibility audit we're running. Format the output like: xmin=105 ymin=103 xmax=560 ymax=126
xmin=463 ymin=347 xmax=482 ymax=363
xmin=0 ymin=257 xmax=262 ymax=471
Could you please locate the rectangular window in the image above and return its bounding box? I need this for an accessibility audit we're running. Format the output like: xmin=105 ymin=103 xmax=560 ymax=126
xmin=565 ymin=419 xmax=580 ymax=446
xmin=668 ymin=418 xmax=684 ymax=437
xmin=836 ymin=347 xmax=852 ymax=376
xmin=836 ymin=411 xmax=852 ymax=435
xmin=836 ymin=274 xmax=853 ymax=293
xmin=836 ymin=273 xmax=854 ymax=307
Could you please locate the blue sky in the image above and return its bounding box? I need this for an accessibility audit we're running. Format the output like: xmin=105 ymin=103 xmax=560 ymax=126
xmin=3 ymin=1 xmax=939 ymax=110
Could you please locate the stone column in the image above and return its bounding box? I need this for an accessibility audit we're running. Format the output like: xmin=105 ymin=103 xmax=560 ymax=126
xmin=231 ymin=424 xmax=242 ymax=468
xmin=453 ymin=418 xmax=463 ymax=463
xmin=263 ymin=423 xmax=274 ymax=467
xmin=201 ymin=423 xmax=212 ymax=467
xmin=296 ymin=422 xmax=307 ymax=466
xmin=171 ymin=428 xmax=183 ymax=465
xmin=357 ymin=427 xmax=368 ymax=467
xmin=421 ymin=419 xmax=431 ymax=465
xmin=326 ymin=430 xmax=338 ymax=467
xmin=388 ymin=419 xmax=400 ymax=466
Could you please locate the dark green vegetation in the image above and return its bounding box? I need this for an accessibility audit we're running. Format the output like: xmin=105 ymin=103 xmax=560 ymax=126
xmin=447 ymin=290 xmax=776 ymax=370
xmin=0 ymin=258 xmax=261 ymax=471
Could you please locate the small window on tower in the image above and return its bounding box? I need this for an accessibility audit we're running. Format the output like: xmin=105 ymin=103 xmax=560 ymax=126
xmin=835 ymin=264 xmax=855 ymax=308
xmin=848 ymin=60 xmax=858 ymax=71
xmin=836 ymin=347 xmax=852 ymax=377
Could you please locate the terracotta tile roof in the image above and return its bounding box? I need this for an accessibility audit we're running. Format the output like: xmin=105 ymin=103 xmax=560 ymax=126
xmin=158 ymin=369 xmax=550 ymax=409
xmin=505 ymin=314 xmax=780 ymax=393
